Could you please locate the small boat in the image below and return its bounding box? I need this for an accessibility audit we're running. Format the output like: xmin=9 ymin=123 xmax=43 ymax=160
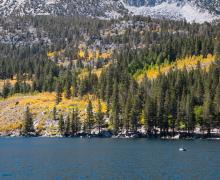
xmin=179 ymin=147 xmax=187 ymax=151
xmin=179 ymin=144 xmax=187 ymax=151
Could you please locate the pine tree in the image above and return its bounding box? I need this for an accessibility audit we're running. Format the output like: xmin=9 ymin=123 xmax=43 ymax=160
xmin=14 ymin=80 xmax=20 ymax=94
xmin=179 ymin=91 xmax=187 ymax=131
xmin=74 ymin=108 xmax=81 ymax=134
xmin=170 ymin=90 xmax=178 ymax=136
xmin=58 ymin=114 xmax=65 ymax=135
xmin=122 ymin=94 xmax=132 ymax=133
xmin=86 ymin=100 xmax=94 ymax=134
xmin=163 ymin=91 xmax=170 ymax=134
xmin=78 ymin=79 xmax=85 ymax=97
xmin=203 ymin=89 xmax=214 ymax=135
xmin=176 ymin=99 xmax=181 ymax=131
xmin=71 ymin=108 xmax=81 ymax=135
xmin=53 ymin=106 xmax=57 ymax=121
xmin=65 ymin=68 xmax=72 ymax=99
xmin=65 ymin=82 xmax=71 ymax=99
xmin=111 ymin=79 xmax=120 ymax=134
xmin=196 ymin=77 xmax=204 ymax=105
xmin=99 ymin=72 xmax=106 ymax=100
xmin=157 ymin=85 xmax=165 ymax=136
xmin=70 ymin=109 xmax=75 ymax=135
xmin=2 ymin=81 xmax=11 ymax=98
xmin=96 ymin=99 xmax=104 ymax=133
xmin=144 ymin=96 xmax=155 ymax=134
xmin=55 ymin=81 xmax=62 ymax=105
xmin=106 ymin=99 xmax=110 ymax=118
xmin=105 ymin=68 xmax=113 ymax=117
xmin=105 ymin=70 xmax=112 ymax=118
xmin=21 ymin=106 xmax=34 ymax=136
xmin=130 ymin=94 xmax=142 ymax=133
xmin=65 ymin=115 xmax=71 ymax=136
xmin=72 ymin=72 xmax=78 ymax=97
xmin=214 ymin=82 xmax=220 ymax=125
xmin=185 ymin=93 xmax=194 ymax=133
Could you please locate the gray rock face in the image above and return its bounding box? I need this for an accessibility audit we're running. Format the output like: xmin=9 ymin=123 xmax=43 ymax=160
xmin=0 ymin=0 xmax=127 ymax=17
xmin=0 ymin=0 xmax=220 ymax=22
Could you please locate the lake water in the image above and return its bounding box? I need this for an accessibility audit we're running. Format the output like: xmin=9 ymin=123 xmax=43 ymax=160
xmin=0 ymin=138 xmax=220 ymax=180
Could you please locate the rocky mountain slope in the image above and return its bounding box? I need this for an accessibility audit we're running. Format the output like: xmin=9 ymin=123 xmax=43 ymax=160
xmin=123 ymin=0 xmax=220 ymax=23
xmin=0 ymin=0 xmax=220 ymax=23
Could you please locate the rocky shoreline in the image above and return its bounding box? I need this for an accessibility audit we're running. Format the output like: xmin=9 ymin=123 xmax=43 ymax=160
xmin=1 ymin=130 xmax=220 ymax=140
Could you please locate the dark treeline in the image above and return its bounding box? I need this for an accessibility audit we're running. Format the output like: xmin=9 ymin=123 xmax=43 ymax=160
xmin=100 ymin=59 xmax=220 ymax=135
xmin=20 ymin=59 xmax=220 ymax=136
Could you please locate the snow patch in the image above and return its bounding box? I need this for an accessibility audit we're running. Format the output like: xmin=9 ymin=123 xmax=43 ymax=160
xmin=46 ymin=0 xmax=60 ymax=5
xmin=122 ymin=1 xmax=220 ymax=23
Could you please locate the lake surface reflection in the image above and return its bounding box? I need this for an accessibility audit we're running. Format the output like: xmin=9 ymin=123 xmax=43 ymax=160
xmin=0 ymin=138 xmax=220 ymax=180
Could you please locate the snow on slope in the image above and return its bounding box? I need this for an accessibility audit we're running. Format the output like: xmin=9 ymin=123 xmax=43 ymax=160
xmin=0 ymin=0 xmax=220 ymax=23
xmin=122 ymin=1 xmax=220 ymax=23
xmin=180 ymin=3 xmax=219 ymax=23
xmin=46 ymin=0 xmax=60 ymax=5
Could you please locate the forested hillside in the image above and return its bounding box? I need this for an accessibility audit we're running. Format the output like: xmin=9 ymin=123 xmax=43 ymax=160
xmin=0 ymin=15 xmax=219 ymax=137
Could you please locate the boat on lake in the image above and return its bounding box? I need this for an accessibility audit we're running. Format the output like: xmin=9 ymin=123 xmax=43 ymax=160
xmin=179 ymin=145 xmax=187 ymax=151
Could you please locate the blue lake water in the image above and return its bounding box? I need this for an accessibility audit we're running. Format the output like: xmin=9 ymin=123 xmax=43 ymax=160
xmin=0 ymin=138 xmax=220 ymax=180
